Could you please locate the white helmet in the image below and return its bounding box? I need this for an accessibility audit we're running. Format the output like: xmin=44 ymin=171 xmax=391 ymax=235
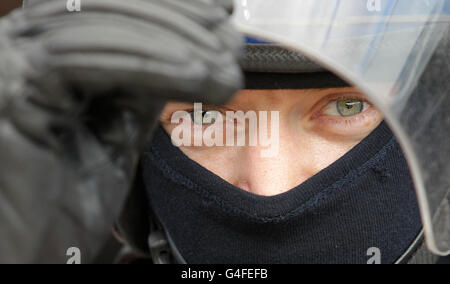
xmin=233 ymin=0 xmax=450 ymax=256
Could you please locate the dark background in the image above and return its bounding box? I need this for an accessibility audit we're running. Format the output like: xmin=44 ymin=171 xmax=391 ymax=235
xmin=0 ymin=0 xmax=22 ymax=17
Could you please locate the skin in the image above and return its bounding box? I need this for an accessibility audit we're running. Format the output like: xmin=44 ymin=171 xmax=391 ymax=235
xmin=159 ymin=87 xmax=384 ymax=197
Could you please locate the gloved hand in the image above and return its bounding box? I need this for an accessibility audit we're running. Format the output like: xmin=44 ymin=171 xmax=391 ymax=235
xmin=0 ymin=0 xmax=243 ymax=263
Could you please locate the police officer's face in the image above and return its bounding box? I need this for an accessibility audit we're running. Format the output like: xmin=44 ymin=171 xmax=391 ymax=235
xmin=159 ymin=87 xmax=384 ymax=196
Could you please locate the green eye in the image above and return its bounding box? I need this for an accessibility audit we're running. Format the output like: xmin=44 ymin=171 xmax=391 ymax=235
xmin=336 ymin=99 xmax=364 ymax=117
xmin=190 ymin=110 xmax=223 ymax=125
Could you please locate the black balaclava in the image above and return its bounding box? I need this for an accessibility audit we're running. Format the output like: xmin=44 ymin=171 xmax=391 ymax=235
xmin=142 ymin=121 xmax=422 ymax=264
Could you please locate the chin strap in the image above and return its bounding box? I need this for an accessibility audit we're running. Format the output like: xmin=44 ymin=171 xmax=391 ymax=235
xmin=148 ymin=215 xmax=186 ymax=264
xmin=148 ymin=226 xmax=443 ymax=264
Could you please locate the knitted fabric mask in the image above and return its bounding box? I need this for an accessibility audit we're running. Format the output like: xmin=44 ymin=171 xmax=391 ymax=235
xmin=141 ymin=122 xmax=422 ymax=264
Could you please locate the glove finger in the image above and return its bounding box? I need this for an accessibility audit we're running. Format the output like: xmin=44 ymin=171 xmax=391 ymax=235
xmin=213 ymin=0 xmax=235 ymax=14
xmin=23 ymin=21 xmax=241 ymax=104
xmin=213 ymin=20 xmax=244 ymax=60
xmin=26 ymin=0 xmax=230 ymax=27
xmin=8 ymin=96 xmax=71 ymax=152
xmin=21 ymin=0 xmax=226 ymax=52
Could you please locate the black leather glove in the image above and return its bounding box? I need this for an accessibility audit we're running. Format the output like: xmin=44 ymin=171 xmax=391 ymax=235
xmin=0 ymin=0 xmax=242 ymax=263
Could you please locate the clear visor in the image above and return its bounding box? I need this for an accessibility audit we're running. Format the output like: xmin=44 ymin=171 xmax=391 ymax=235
xmin=233 ymin=0 xmax=450 ymax=255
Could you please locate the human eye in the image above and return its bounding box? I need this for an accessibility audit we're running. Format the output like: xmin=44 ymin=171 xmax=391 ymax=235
xmin=308 ymin=93 xmax=383 ymax=137
xmin=322 ymin=97 xmax=371 ymax=117
xmin=189 ymin=110 xmax=225 ymax=126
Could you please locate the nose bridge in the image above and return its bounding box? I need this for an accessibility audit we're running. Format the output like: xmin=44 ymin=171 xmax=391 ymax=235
xmin=229 ymin=94 xmax=316 ymax=196
xmin=235 ymin=144 xmax=287 ymax=196
xmin=235 ymin=135 xmax=313 ymax=196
